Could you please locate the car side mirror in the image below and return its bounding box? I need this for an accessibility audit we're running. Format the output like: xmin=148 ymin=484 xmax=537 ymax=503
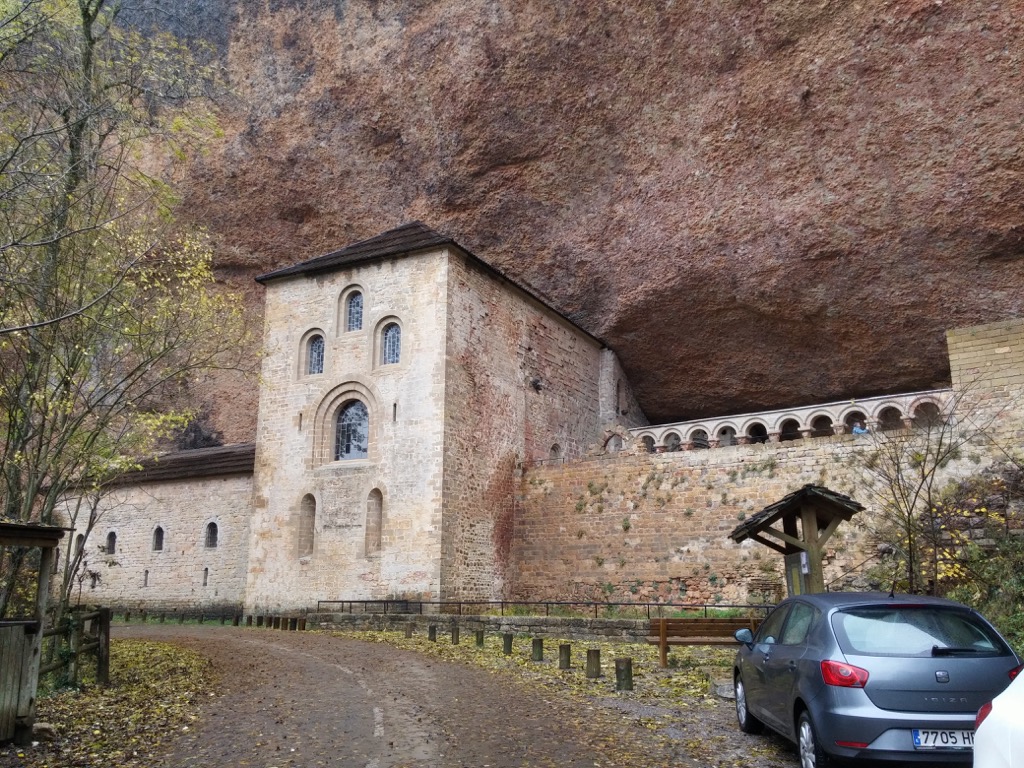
xmin=734 ymin=628 xmax=754 ymax=645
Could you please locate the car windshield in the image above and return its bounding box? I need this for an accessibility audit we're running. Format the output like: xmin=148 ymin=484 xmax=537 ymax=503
xmin=832 ymin=606 xmax=1009 ymax=658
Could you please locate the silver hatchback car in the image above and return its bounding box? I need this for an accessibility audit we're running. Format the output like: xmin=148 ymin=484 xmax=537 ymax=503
xmin=732 ymin=592 xmax=1021 ymax=766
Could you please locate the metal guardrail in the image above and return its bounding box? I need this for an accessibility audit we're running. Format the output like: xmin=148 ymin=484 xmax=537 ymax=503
xmin=314 ymin=599 xmax=773 ymax=620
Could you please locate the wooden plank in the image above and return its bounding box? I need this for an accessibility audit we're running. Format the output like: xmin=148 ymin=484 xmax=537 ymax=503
xmin=0 ymin=626 xmax=25 ymax=742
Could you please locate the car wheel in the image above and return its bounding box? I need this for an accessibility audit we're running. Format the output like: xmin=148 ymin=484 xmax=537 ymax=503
xmin=797 ymin=710 xmax=832 ymax=768
xmin=734 ymin=674 xmax=764 ymax=734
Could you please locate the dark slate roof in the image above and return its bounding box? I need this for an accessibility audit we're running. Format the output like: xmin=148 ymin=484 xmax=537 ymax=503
xmin=107 ymin=443 xmax=256 ymax=485
xmin=254 ymin=221 xmax=607 ymax=347
xmin=729 ymin=484 xmax=865 ymax=543
xmin=255 ymin=222 xmax=456 ymax=283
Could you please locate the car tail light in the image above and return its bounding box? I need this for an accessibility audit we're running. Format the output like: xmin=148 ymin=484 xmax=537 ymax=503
xmin=1009 ymin=664 xmax=1023 ymax=681
xmin=976 ymin=701 xmax=993 ymax=729
xmin=821 ymin=660 xmax=869 ymax=687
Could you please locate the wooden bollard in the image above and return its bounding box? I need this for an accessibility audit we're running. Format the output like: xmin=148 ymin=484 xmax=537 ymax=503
xmin=272 ymin=616 xmax=281 ymax=629
xmin=586 ymin=648 xmax=601 ymax=679
xmin=198 ymin=614 xmax=205 ymax=624
xmin=405 ymin=624 xmax=414 ymax=638
xmin=451 ymin=626 xmax=460 ymax=645
xmin=256 ymin=615 xmax=264 ymax=627
xmin=125 ymin=610 xmax=131 ymax=623
xmin=428 ymin=624 xmax=437 ymax=642
xmin=298 ymin=618 xmax=306 ymax=631
xmin=220 ymin=614 xmax=227 ymax=625
xmin=615 ymin=658 xmax=633 ymax=691
xmin=178 ymin=612 xmax=185 ymax=624
xmin=532 ymin=638 xmax=544 ymax=661
xmin=159 ymin=612 xmax=166 ymax=624
xmin=140 ymin=610 xmax=147 ymax=623
xmin=232 ymin=615 xmax=240 ymax=626
xmin=246 ymin=615 xmax=253 ymax=626
xmin=502 ymin=633 xmax=513 ymax=655
xmin=559 ymin=643 xmax=572 ymax=670
xmin=475 ymin=629 xmax=485 ymax=648
xmin=289 ymin=618 xmax=298 ymax=631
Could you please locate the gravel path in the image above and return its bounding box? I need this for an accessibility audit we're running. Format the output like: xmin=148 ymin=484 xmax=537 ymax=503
xmin=114 ymin=625 xmax=800 ymax=768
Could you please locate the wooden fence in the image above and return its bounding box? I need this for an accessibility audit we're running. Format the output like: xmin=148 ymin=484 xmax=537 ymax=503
xmin=38 ymin=608 xmax=111 ymax=689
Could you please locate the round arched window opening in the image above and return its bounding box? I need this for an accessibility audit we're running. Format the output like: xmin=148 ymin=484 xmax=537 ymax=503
xmin=381 ymin=323 xmax=401 ymax=365
xmin=717 ymin=427 xmax=737 ymax=447
xmin=664 ymin=433 xmax=682 ymax=452
xmin=549 ymin=444 xmax=563 ymax=460
xmin=105 ymin=531 xmax=117 ymax=555
xmin=345 ymin=291 xmax=363 ymax=332
xmin=690 ymin=429 xmax=709 ymax=450
xmin=307 ymin=334 xmax=325 ymax=375
xmin=913 ymin=402 xmax=942 ymax=429
xmin=845 ymin=411 xmax=868 ymax=433
xmin=779 ymin=419 xmax=801 ymax=442
xmin=641 ymin=436 xmax=655 ymax=453
xmin=205 ymin=522 xmax=218 ymax=548
xmin=811 ymin=416 xmax=834 ymax=438
xmin=335 ymin=400 xmax=369 ymax=460
xmin=878 ymin=407 xmax=903 ymax=432
xmin=747 ymin=423 xmax=769 ymax=444
xmin=152 ymin=526 xmax=164 ymax=552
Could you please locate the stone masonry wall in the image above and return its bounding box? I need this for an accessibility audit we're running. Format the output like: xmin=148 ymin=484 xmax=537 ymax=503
xmin=246 ymin=250 xmax=450 ymax=611
xmin=62 ymin=474 xmax=253 ymax=612
xmin=440 ymin=254 xmax=614 ymax=600
xmin=947 ymin=317 xmax=1024 ymax=445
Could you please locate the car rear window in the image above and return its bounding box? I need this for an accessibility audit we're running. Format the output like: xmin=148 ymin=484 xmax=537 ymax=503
xmin=832 ymin=606 xmax=1011 ymax=658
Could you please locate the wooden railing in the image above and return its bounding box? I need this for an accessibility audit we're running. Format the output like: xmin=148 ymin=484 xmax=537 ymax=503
xmin=39 ymin=608 xmax=111 ymax=687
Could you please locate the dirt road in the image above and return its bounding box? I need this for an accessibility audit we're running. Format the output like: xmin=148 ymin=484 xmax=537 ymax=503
xmin=114 ymin=625 xmax=797 ymax=768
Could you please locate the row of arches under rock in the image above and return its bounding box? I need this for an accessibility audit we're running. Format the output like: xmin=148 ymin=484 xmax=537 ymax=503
xmin=637 ymin=402 xmax=943 ymax=453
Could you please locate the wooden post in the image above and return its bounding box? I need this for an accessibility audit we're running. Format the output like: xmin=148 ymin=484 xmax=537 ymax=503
xmin=125 ymin=610 xmax=131 ymax=623
xmin=232 ymin=615 xmax=240 ymax=626
xmin=178 ymin=612 xmax=185 ymax=624
xmin=13 ymin=544 xmax=57 ymax=745
xmin=297 ymin=618 xmax=306 ymax=631
xmin=451 ymin=626 xmax=460 ymax=645
xmin=475 ymin=629 xmax=485 ymax=647
xmin=159 ymin=612 xmax=166 ymax=623
xmin=559 ymin=643 xmax=571 ymax=669
xmin=586 ymin=649 xmax=601 ymax=678
xmin=68 ymin=615 xmax=83 ymax=685
xmin=531 ymin=638 xmax=544 ymax=661
xmin=246 ymin=615 xmax=253 ymax=626
xmin=658 ymin=618 xmax=668 ymax=668
xmin=198 ymin=614 xmax=205 ymax=625
xmin=96 ymin=608 xmax=110 ymax=686
xmin=256 ymin=615 xmax=264 ymax=627
xmin=428 ymin=624 xmax=437 ymax=642
xmin=140 ymin=610 xmax=147 ymax=623
xmin=615 ymin=658 xmax=633 ymax=691
xmin=502 ymin=633 xmax=513 ymax=655
xmin=801 ymin=503 xmax=826 ymax=593
xmin=405 ymin=624 xmax=414 ymax=638
xmin=289 ymin=618 xmax=298 ymax=631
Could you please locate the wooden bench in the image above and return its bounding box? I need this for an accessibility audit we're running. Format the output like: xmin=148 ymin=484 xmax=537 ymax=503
xmin=647 ymin=617 xmax=762 ymax=667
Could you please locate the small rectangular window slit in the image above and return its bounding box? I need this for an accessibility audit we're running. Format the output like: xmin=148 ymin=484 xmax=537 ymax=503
xmin=392 ymin=403 xmax=397 ymax=422
xmin=298 ymin=412 xmax=303 ymax=431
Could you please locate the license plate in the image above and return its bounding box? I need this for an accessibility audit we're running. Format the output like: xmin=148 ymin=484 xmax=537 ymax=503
xmin=912 ymin=729 xmax=974 ymax=749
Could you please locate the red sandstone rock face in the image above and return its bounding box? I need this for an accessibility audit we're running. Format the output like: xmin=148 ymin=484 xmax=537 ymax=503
xmin=183 ymin=0 xmax=1024 ymax=438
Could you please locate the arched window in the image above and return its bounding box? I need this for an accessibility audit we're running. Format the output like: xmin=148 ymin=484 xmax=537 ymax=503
xmin=641 ymin=436 xmax=655 ymax=453
xmin=298 ymin=494 xmax=315 ymax=558
xmin=913 ymin=402 xmax=942 ymax=428
xmin=381 ymin=323 xmax=401 ymax=365
xmin=74 ymin=534 xmax=84 ymax=555
xmin=690 ymin=429 xmax=709 ymax=449
xmin=335 ymin=400 xmax=369 ymax=460
xmin=205 ymin=522 xmax=218 ymax=548
xmin=365 ymin=489 xmax=383 ymax=556
xmin=307 ymin=334 xmax=325 ymax=375
xmin=105 ymin=531 xmax=117 ymax=555
xmin=779 ymin=419 xmax=801 ymax=442
xmin=747 ymin=423 xmax=769 ymax=444
xmin=878 ymin=407 xmax=903 ymax=432
xmin=665 ymin=433 xmax=682 ymax=451
xmin=844 ymin=411 xmax=867 ymax=433
xmin=811 ymin=416 xmax=834 ymax=438
xmin=143 ymin=570 xmax=149 ymax=587
xmin=202 ymin=567 xmax=209 ymax=587
xmin=549 ymin=443 xmax=563 ymax=460
xmin=717 ymin=427 xmax=737 ymax=447
xmin=152 ymin=526 xmax=164 ymax=551
xmin=346 ymin=291 xmax=363 ymax=332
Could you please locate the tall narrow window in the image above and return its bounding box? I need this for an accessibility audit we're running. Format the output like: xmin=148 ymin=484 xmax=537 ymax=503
xmin=298 ymin=495 xmax=316 ymax=558
xmin=143 ymin=570 xmax=149 ymax=587
xmin=346 ymin=291 xmax=363 ymax=331
xmin=205 ymin=522 xmax=218 ymax=548
xmin=152 ymin=526 xmax=164 ymax=551
xmin=202 ymin=567 xmax=209 ymax=587
xmin=335 ymin=401 xmax=369 ymax=460
xmin=381 ymin=323 xmax=401 ymax=365
xmin=105 ymin=531 xmax=117 ymax=555
xmin=307 ymin=334 xmax=325 ymax=375
xmin=365 ymin=489 xmax=383 ymax=556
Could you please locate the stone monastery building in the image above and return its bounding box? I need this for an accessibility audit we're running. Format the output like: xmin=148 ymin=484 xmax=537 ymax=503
xmin=72 ymin=223 xmax=1024 ymax=615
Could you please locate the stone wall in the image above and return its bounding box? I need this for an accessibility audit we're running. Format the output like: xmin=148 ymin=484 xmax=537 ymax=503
xmin=246 ymin=249 xmax=451 ymax=611
xmin=63 ymin=474 xmax=253 ymax=612
xmin=440 ymin=253 xmax=632 ymax=600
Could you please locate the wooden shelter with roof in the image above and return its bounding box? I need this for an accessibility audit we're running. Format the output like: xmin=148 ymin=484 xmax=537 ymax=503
xmin=729 ymin=484 xmax=864 ymax=595
xmin=0 ymin=522 xmax=65 ymax=744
